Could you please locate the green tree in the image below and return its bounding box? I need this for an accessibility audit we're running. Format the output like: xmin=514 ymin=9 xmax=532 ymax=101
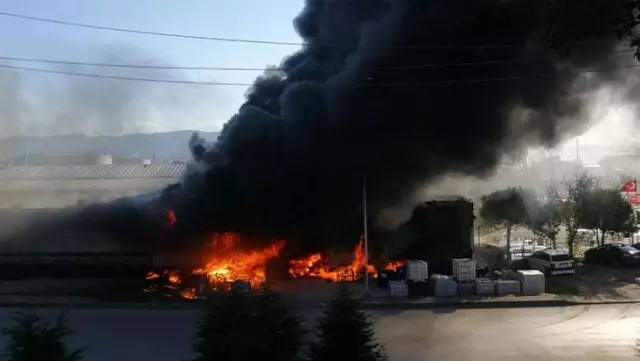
xmin=529 ymin=186 xmax=563 ymax=249
xmin=480 ymin=187 xmax=537 ymax=260
xmin=562 ymin=174 xmax=598 ymax=255
xmin=587 ymin=188 xmax=636 ymax=245
xmin=192 ymin=288 xmax=304 ymax=361
xmin=544 ymin=0 xmax=638 ymax=54
xmin=309 ymin=286 xmax=386 ymax=361
xmin=3 ymin=310 xmax=83 ymax=361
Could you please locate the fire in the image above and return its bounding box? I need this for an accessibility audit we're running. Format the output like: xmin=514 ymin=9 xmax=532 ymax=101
xmin=146 ymin=233 xmax=284 ymax=299
xmin=288 ymin=237 xmax=378 ymax=282
xmin=384 ymin=260 xmax=405 ymax=271
xmin=165 ymin=208 xmax=178 ymax=228
xmin=145 ymin=271 xmax=160 ymax=280
xmin=192 ymin=232 xmax=285 ymax=288
xmin=144 ymin=270 xmax=182 ymax=294
xmin=147 ymin=232 xmax=403 ymax=300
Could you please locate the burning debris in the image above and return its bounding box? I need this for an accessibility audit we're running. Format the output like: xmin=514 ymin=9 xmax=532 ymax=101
xmin=288 ymin=238 xmax=374 ymax=282
xmin=289 ymin=237 xmax=384 ymax=283
xmin=145 ymin=232 xmax=285 ymax=298
xmin=144 ymin=269 xmax=197 ymax=299
xmin=145 ymin=233 xmax=406 ymax=299
xmin=192 ymin=232 xmax=285 ymax=288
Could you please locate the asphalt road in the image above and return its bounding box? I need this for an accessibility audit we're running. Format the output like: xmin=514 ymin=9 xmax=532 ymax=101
xmin=0 ymin=304 xmax=638 ymax=360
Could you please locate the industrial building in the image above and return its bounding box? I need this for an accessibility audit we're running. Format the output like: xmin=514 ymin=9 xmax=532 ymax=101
xmin=0 ymin=154 xmax=186 ymax=251
xmin=0 ymin=163 xmax=185 ymax=209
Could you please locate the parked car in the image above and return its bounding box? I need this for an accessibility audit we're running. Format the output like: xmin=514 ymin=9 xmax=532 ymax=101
xmin=526 ymin=249 xmax=575 ymax=276
xmin=584 ymin=243 xmax=640 ymax=268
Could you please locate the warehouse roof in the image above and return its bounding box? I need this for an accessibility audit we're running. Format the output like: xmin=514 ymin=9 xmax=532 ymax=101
xmin=0 ymin=164 xmax=187 ymax=180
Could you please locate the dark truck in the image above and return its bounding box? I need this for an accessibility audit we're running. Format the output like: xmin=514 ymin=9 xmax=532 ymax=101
xmin=389 ymin=197 xmax=474 ymax=275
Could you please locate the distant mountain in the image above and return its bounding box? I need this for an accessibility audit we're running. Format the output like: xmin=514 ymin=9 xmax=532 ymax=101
xmin=0 ymin=131 xmax=219 ymax=163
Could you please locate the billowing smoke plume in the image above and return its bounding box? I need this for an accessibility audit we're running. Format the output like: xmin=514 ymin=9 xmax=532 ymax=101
xmin=68 ymin=0 xmax=640 ymax=252
xmin=162 ymin=1 xmax=634 ymax=238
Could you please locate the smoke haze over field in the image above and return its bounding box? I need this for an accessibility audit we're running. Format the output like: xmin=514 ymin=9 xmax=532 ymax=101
xmin=0 ymin=45 xmax=221 ymax=138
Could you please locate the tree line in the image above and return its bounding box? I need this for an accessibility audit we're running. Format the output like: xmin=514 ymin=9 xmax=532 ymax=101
xmin=2 ymin=286 xmax=386 ymax=361
xmin=480 ymin=174 xmax=637 ymax=258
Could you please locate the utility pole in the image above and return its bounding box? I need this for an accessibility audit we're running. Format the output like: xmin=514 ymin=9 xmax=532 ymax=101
xmin=576 ymin=137 xmax=581 ymax=176
xmin=363 ymin=176 xmax=371 ymax=298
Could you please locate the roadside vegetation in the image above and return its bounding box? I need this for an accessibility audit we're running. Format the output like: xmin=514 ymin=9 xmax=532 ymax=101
xmin=480 ymin=174 xmax=637 ymax=257
xmin=192 ymin=286 xmax=386 ymax=361
xmin=4 ymin=287 xmax=387 ymax=361
xmin=3 ymin=310 xmax=83 ymax=361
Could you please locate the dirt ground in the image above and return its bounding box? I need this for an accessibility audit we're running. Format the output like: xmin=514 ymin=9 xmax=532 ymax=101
xmin=544 ymin=264 xmax=640 ymax=300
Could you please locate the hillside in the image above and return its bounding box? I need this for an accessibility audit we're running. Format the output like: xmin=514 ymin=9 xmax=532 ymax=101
xmin=0 ymin=131 xmax=219 ymax=163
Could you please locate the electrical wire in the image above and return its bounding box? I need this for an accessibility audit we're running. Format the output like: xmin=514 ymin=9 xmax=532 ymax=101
xmin=359 ymin=63 xmax=640 ymax=87
xmin=0 ymin=55 xmax=269 ymax=71
xmin=0 ymin=63 xmax=253 ymax=86
xmin=2 ymin=60 xmax=640 ymax=87
xmin=0 ymin=10 xmax=633 ymax=50
xmin=0 ymin=48 xmax=635 ymax=72
xmin=0 ymin=11 xmax=302 ymax=46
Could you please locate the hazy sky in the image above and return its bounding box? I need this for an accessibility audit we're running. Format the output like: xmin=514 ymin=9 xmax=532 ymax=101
xmin=0 ymin=0 xmax=303 ymax=133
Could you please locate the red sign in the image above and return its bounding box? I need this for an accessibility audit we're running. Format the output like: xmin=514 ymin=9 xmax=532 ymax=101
xmin=622 ymin=180 xmax=637 ymax=192
xmin=627 ymin=193 xmax=640 ymax=206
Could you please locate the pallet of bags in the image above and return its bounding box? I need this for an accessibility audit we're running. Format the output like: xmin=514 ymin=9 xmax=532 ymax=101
xmin=452 ymin=258 xmax=476 ymax=282
xmin=474 ymin=278 xmax=495 ymax=295
xmin=495 ymin=279 xmax=521 ymax=295
xmin=430 ymin=274 xmax=457 ymax=297
xmin=406 ymin=260 xmax=429 ymax=282
xmin=516 ymin=270 xmax=545 ymax=295
xmin=388 ymin=280 xmax=409 ymax=298
xmin=456 ymin=281 xmax=475 ymax=296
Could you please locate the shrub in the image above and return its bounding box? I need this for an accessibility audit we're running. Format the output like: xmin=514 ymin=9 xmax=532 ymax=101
xmin=309 ymin=286 xmax=386 ymax=361
xmin=3 ymin=310 xmax=83 ymax=361
xmin=192 ymin=288 xmax=304 ymax=361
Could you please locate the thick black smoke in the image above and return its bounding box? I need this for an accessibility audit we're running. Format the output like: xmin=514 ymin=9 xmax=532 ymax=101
xmin=78 ymin=0 xmax=640 ymax=252
xmin=160 ymin=0 xmax=640 ymax=247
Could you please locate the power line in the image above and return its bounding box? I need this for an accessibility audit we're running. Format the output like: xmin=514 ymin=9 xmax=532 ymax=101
xmin=360 ymin=63 xmax=640 ymax=87
xmin=0 ymin=49 xmax=634 ymax=72
xmin=2 ymin=61 xmax=640 ymax=87
xmin=0 ymin=55 xmax=270 ymax=71
xmin=0 ymin=11 xmax=301 ymax=46
xmin=0 ymin=63 xmax=253 ymax=86
xmin=0 ymin=10 xmax=633 ymax=50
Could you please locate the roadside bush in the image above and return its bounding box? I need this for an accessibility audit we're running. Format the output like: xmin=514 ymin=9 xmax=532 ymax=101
xmin=3 ymin=310 xmax=83 ymax=361
xmin=192 ymin=288 xmax=305 ymax=361
xmin=309 ymin=285 xmax=386 ymax=361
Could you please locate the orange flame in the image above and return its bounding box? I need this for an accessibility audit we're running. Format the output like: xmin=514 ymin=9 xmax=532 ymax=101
xmin=288 ymin=237 xmax=378 ymax=282
xmin=193 ymin=232 xmax=285 ymax=288
xmin=149 ymin=233 xmax=403 ymax=299
xmin=384 ymin=260 xmax=405 ymax=271
xmin=146 ymin=233 xmax=285 ymax=299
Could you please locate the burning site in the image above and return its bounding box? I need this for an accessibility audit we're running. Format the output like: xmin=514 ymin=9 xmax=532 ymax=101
xmin=3 ymin=0 xmax=640 ymax=300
